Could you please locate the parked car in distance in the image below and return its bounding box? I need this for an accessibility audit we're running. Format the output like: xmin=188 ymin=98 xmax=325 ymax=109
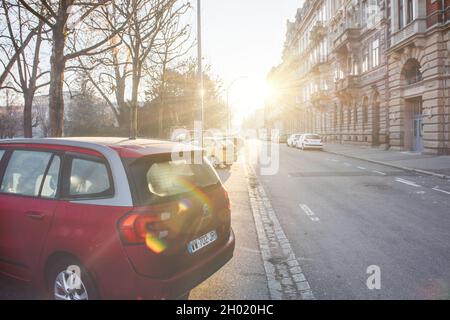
xmin=273 ymin=134 xmax=288 ymax=144
xmin=190 ymin=137 xmax=237 ymax=169
xmin=0 ymin=138 xmax=235 ymax=300
xmin=287 ymin=133 xmax=303 ymax=147
xmin=296 ymin=134 xmax=323 ymax=150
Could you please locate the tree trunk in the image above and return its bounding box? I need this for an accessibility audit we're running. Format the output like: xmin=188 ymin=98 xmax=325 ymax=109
xmin=48 ymin=21 xmax=67 ymax=137
xmin=23 ymin=92 xmax=33 ymax=138
xmin=130 ymin=61 xmax=141 ymax=140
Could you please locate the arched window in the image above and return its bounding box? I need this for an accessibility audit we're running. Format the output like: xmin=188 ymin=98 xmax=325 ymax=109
xmin=402 ymin=59 xmax=422 ymax=85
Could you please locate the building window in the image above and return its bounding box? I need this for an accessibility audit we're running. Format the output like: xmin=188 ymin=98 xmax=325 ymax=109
xmin=403 ymin=59 xmax=422 ymax=85
xmin=406 ymin=0 xmax=413 ymax=24
xmin=399 ymin=0 xmax=405 ymax=29
xmin=362 ymin=47 xmax=369 ymax=73
xmin=353 ymin=60 xmax=359 ymax=75
xmin=347 ymin=107 xmax=352 ymax=129
xmin=372 ymin=39 xmax=380 ymax=67
xmin=362 ymin=97 xmax=369 ymax=126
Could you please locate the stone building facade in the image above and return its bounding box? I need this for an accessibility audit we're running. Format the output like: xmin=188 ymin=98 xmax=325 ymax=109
xmin=266 ymin=0 xmax=450 ymax=154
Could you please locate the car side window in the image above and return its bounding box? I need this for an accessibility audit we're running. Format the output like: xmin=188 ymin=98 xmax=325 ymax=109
xmin=0 ymin=150 xmax=53 ymax=197
xmin=69 ymin=157 xmax=112 ymax=198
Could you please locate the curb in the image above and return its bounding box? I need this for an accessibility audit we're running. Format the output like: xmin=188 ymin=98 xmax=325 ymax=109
xmin=323 ymin=149 xmax=449 ymax=180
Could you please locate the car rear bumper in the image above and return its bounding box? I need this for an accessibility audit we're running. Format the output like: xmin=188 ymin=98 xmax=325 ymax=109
xmin=304 ymin=144 xmax=323 ymax=149
xmin=130 ymin=229 xmax=235 ymax=300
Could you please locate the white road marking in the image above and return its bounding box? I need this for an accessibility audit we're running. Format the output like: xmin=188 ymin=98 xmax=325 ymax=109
xmin=432 ymin=187 xmax=450 ymax=195
xmin=343 ymin=163 xmax=352 ymax=167
xmin=300 ymin=204 xmax=320 ymax=222
xmin=357 ymin=166 xmax=367 ymax=170
xmin=395 ymin=178 xmax=421 ymax=188
xmin=373 ymin=170 xmax=387 ymax=176
xmin=331 ymin=159 xmax=339 ymax=162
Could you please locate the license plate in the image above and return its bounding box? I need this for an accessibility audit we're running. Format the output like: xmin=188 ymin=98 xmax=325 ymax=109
xmin=187 ymin=230 xmax=218 ymax=254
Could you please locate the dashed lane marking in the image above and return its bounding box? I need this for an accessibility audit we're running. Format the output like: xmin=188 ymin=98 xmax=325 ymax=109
xmin=373 ymin=170 xmax=387 ymax=176
xmin=357 ymin=166 xmax=367 ymax=170
xmin=343 ymin=163 xmax=352 ymax=167
xmin=299 ymin=204 xmax=320 ymax=222
xmin=432 ymin=187 xmax=450 ymax=195
xmin=395 ymin=178 xmax=421 ymax=188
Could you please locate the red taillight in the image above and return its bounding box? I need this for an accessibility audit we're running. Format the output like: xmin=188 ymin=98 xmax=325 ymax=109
xmin=118 ymin=210 xmax=171 ymax=244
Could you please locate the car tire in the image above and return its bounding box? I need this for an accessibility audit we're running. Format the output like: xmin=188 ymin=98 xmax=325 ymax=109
xmin=46 ymin=257 xmax=98 ymax=300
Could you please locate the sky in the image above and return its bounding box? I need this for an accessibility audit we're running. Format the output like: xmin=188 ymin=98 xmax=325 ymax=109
xmin=188 ymin=0 xmax=304 ymax=125
xmin=1 ymin=0 xmax=305 ymax=127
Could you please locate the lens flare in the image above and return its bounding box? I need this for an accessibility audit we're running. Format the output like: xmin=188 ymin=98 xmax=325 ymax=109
xmin=145 ymin=233 xmax=167 ymax=254
xmin=178 ymin=199 xmax=191 ymax=214
xmin=175 ymin=177 xmax=212 ymax=210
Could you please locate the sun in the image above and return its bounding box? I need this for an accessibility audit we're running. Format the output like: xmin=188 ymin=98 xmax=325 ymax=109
xmin=228 ymin=78 xmax=275 ymax=122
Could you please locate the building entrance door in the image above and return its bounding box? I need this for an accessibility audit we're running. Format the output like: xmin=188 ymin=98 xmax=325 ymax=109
xmin=412 ymin=99 xmax=424 ymax=152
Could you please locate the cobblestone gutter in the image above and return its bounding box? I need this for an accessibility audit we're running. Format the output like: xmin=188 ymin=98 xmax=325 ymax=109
xmin=244 ymin=159 xmax=315 ymax=300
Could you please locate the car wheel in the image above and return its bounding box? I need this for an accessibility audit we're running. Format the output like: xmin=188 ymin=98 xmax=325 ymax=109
xmin=47 ymin=257 xmax=98 ymax=300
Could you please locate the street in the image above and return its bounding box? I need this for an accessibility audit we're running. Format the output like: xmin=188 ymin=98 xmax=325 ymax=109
xmin=193 ymin=141 xmax=450 ymax=300
xmin=1 ymin=140 xmax=449 ymax=300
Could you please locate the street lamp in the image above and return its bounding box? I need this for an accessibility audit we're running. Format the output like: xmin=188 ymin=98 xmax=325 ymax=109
xmin=226 ymin=76 xmax=248 ymax=133
xmin=196 ymin=0 xmax=204 ymax=148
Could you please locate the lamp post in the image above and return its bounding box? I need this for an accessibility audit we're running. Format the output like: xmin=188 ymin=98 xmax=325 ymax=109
xmin=226 ymin=76 xmax=248 ymax=133
xmin=196 ymin=0 xmax=204 ymax=148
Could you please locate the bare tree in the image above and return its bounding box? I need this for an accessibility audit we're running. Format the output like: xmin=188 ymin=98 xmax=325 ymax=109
xmin=80 ymin=0 xmax=190 ymax=138
xmin=0 ymin=2 xmax=43 ymax=88
xmin=18 ymin=0 xmax=133 ymax=137
xmin=0 ymin=0 xmax=50 ymax=137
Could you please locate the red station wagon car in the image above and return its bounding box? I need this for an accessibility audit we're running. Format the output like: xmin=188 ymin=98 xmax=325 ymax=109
xmin=0 ymin=138 xmax=235 ymax=300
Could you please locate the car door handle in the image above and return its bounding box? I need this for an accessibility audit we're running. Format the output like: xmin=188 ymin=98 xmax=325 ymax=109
xmin=26 ymin=212 xmax=44 ymax=221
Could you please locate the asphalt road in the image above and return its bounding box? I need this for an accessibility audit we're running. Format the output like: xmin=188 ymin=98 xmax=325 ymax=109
xmin=252 ymin=142 xmax=450 ymax=299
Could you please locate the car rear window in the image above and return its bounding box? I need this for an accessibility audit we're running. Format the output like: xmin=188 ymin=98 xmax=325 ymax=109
xmin=68 ymin=157 xmax=112 ymax=198
xmin=305 ymin=135 xmax=321 ymax=140
xmin=127 ymin=156 xmax=220 ymax=204
xmin=0 ymin=150 xmax=4 ymax=161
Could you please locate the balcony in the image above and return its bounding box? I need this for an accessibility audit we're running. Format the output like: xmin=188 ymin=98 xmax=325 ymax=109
xmin=390 ymin=19 xmax=427 ymax=48
xmin=335 ymin=75 xmax=359 ymax=92
xmin=310 ymin=55 xmax=329 ymax=74
xmin=335 ymin=75 xmax=360 ymax=103
xmin=332 ymin=27 xmax=361 ymax=54
xmin=310 ymin=90 xmax=332 ymax=109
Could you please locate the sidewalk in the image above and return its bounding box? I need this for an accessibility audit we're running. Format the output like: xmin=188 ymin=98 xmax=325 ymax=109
xmin=323 ymin=143 xmax=450 ymax=179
